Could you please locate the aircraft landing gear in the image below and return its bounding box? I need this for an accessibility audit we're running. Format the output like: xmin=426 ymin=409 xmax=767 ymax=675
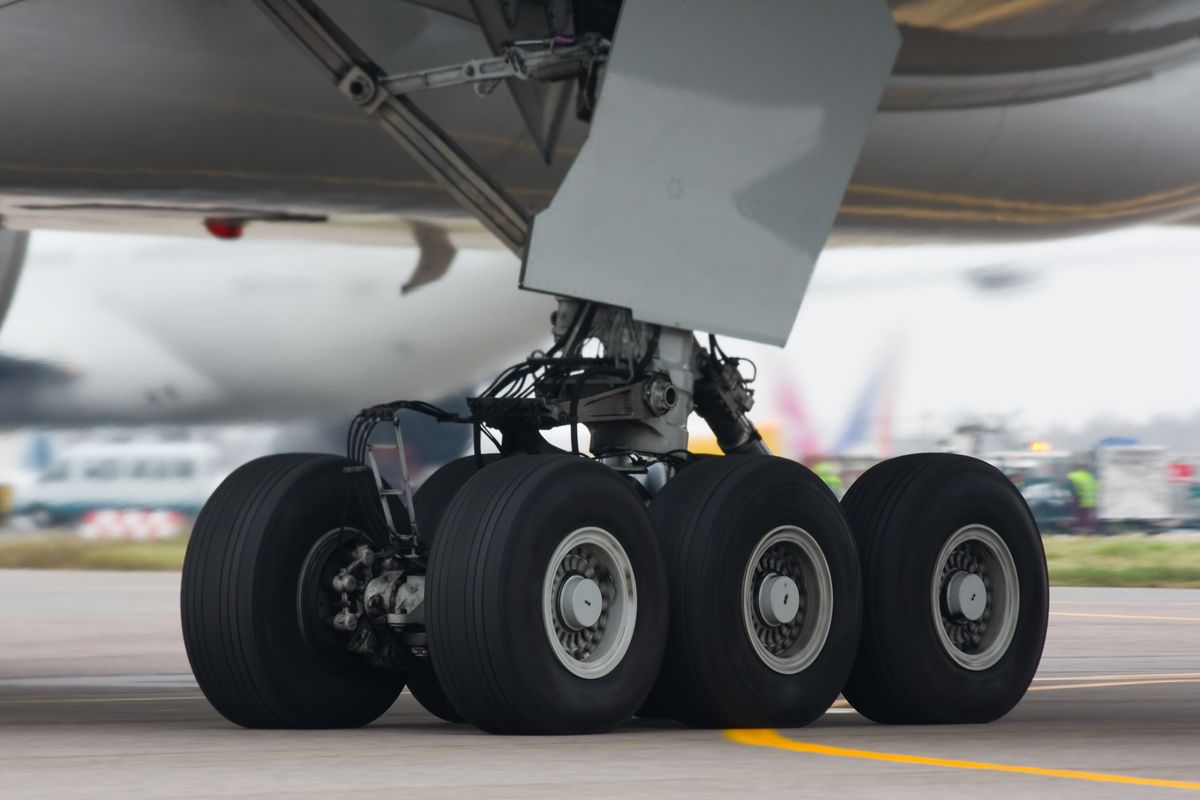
xmin=180 ymin=300 xmax=1049 ymax=734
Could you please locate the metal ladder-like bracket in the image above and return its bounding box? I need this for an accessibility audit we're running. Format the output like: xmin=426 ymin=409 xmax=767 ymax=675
xmin=365 ymin=418 xmax=420 ymax=547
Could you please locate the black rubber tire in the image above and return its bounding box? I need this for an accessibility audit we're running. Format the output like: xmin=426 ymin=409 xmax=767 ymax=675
xmin=405 ymin=454 xmax=498 ymax=723
xmin=182 ymin=453 xmax=402 ymax=729
xmin=413 ymin=454 xmax=499 ymax=545
xmin=842 ymin=453 xmax=1049 ymax=724
xmin=645 ymin=455 xmax=861 ymax=728
xmin=404 ymin=669 xmax=463 ymax=723
xmin=427 ymin=454 xmax=668 ymax=734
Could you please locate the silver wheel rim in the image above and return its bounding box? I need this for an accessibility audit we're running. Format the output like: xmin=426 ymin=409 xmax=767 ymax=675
xmin=542 ymin=527 xmax=637 ymax=679
xmin=741 ymin=526 xmax=834 ymax=674
xmin=931 ymin=524 xmax=1020 ymax=671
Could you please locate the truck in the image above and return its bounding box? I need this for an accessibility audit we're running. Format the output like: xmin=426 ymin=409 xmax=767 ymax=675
xmin=1095 ymin=445 xmax=1172 ymax=525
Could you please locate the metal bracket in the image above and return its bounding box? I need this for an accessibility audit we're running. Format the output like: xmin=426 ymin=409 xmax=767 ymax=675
xmin=252 ymin=0 xmax=531 ymax=254
xmin=381 ymin=35 xmax=609 ymax=98
xmin=364 ymin=417 xmax=420 ymax=546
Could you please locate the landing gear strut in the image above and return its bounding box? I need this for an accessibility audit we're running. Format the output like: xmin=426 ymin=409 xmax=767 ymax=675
xmin=181 ymin=300 xmax=1049 ymax=734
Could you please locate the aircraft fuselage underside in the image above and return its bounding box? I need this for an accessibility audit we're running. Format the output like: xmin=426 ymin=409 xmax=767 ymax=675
xmin=4 ymin=0 xmax=1200 ymax=247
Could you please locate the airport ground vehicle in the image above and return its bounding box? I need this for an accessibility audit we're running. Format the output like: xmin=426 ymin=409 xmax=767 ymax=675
xmin=994 ymin=447 xmax=1200 ymax=532
xmin=13 ymin=0 xmax=1200 ymax=735
xmin=988 ymin=452 xmax=1076 ymax=531
xmin=1170 ymin=456 xmax=1200 ymax=524
xmin=1096 ymin=446 xmax=1173 ymax=526
xmin=13 ymin=442 xmax=224 ymax=526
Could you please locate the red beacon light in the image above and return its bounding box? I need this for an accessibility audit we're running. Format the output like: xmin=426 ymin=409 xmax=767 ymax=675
xmin=203 ymin=217 xmax=245 ymax=240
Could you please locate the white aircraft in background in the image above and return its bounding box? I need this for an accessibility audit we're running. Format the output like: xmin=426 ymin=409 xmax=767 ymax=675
xmin=0 ymin=231 xmax=553 ymax=426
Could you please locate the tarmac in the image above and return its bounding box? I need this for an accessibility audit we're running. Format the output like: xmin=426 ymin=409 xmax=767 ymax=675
xmin=2 ymin=569 xmax=1199 ymax=799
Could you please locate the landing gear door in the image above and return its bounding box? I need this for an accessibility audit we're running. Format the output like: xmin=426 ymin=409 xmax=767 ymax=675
xmin=521 ymin=0 xmax=900 ymax=346
xmin=468 ymin=0 xmax=574 ymax=163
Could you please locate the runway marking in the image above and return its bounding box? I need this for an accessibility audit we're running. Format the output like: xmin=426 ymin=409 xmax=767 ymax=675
xmin=1052 ymin=601 xmax=1200 ymax=606
xmin=1035 ymin=673 xmax=1200 ymax=682
xmin=1028 ymin=678 xmax=1200 ymax=693
xmin=0 ymin=694 xmax=203 ymax=706
xmin=1051 ymin=611 xmax=1200 ymax=623
xmin=84 ymin=586 xmax=179 ymax=593
xmin=727 ymin=729 xmax=1200 ymax=792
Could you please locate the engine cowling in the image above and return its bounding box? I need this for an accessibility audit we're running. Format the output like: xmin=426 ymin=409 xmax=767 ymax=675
xmin=0 ymin=230 xmax=29 ymax=334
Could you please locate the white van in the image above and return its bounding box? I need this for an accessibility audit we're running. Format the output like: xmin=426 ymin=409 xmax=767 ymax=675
xmin=14 ymin=441 xmax=225 ymax=525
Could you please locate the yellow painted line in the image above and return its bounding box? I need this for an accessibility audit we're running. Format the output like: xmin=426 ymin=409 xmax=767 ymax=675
xmin=1035 ymin=673 xmax=1200 ymax=682
xmin=839 ymin=192 xmax=1200 ymax=225
xmin=846 ymin=180 xmax=1200 ymax=215
xmin=892 ymin=0 xmax=1069 ymax=30
xmin=1029 ymin=678 xmax=1200 ymax=693
xmin=727 ymin=728 xmax=1200 ymax=792
xmin=0 ymin=694 xmax=203 ymax=706
xmin=1051 ymin=611 xmax=1200 ymax=623
xmin=941 ymin=0 xmax=1081 ymax=32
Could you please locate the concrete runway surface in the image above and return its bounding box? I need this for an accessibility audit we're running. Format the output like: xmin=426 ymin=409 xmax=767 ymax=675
xmin=2 ymin=569 xmax=1199 ymax=799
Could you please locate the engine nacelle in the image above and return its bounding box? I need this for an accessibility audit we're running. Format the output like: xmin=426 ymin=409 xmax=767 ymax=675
xmin=0 ymin=229 xmax=28 ymax=334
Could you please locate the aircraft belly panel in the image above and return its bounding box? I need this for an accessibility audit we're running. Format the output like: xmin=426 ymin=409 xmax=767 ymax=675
xmin=520 ymin=0 xmax=900 ymax=346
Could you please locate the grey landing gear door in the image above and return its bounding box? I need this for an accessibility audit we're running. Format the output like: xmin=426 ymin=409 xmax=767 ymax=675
xmin=521 ymin=0 xmax=900 ymax=346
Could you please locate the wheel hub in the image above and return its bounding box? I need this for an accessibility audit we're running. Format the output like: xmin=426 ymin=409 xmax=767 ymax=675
xmin=757 ymin=573 xmax=801 ymax=626
xmin=297 ymin=528 xmax=378 ymax=661
xmin=741 ymin=526 xmax=833 ymax=675
xmin=946 ymin=570 xmax=987 ymax=622
xmin=542 ymin=527 xmax=637 ymax=680
xmin=931 ymin=524 xmax=1020 ymax=671
xmin=559 ymin=574 xmax=604 ymax=630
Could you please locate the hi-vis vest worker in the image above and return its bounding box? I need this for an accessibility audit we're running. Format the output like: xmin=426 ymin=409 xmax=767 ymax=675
xmin=1066 ymin=469 xmax=1098 ymax=509
xmin=812 ymin=461 xmax=845 ymax=496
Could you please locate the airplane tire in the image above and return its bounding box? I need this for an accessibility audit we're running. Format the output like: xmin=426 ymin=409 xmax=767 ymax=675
xmin=414 ymin=454 xmax=500 ymax=546
xmin=404 ymin=454 xmax=498 ymax=723
xmin=645 ymin=455 xmax=861 ymax=728
xmin=182 ymin=454 xmax=402 ymax=728
xmin=404 ymin=670 xmax=463 ymax=724
xmin=427 ymin=455 xmax=668 ymax=734
xmin=842 ymin=453 xmax=1048 ymax=724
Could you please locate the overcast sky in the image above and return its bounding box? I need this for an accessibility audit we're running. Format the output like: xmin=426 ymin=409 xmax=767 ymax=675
xmin=727 ymin=226 xmax=1200 ymax=449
